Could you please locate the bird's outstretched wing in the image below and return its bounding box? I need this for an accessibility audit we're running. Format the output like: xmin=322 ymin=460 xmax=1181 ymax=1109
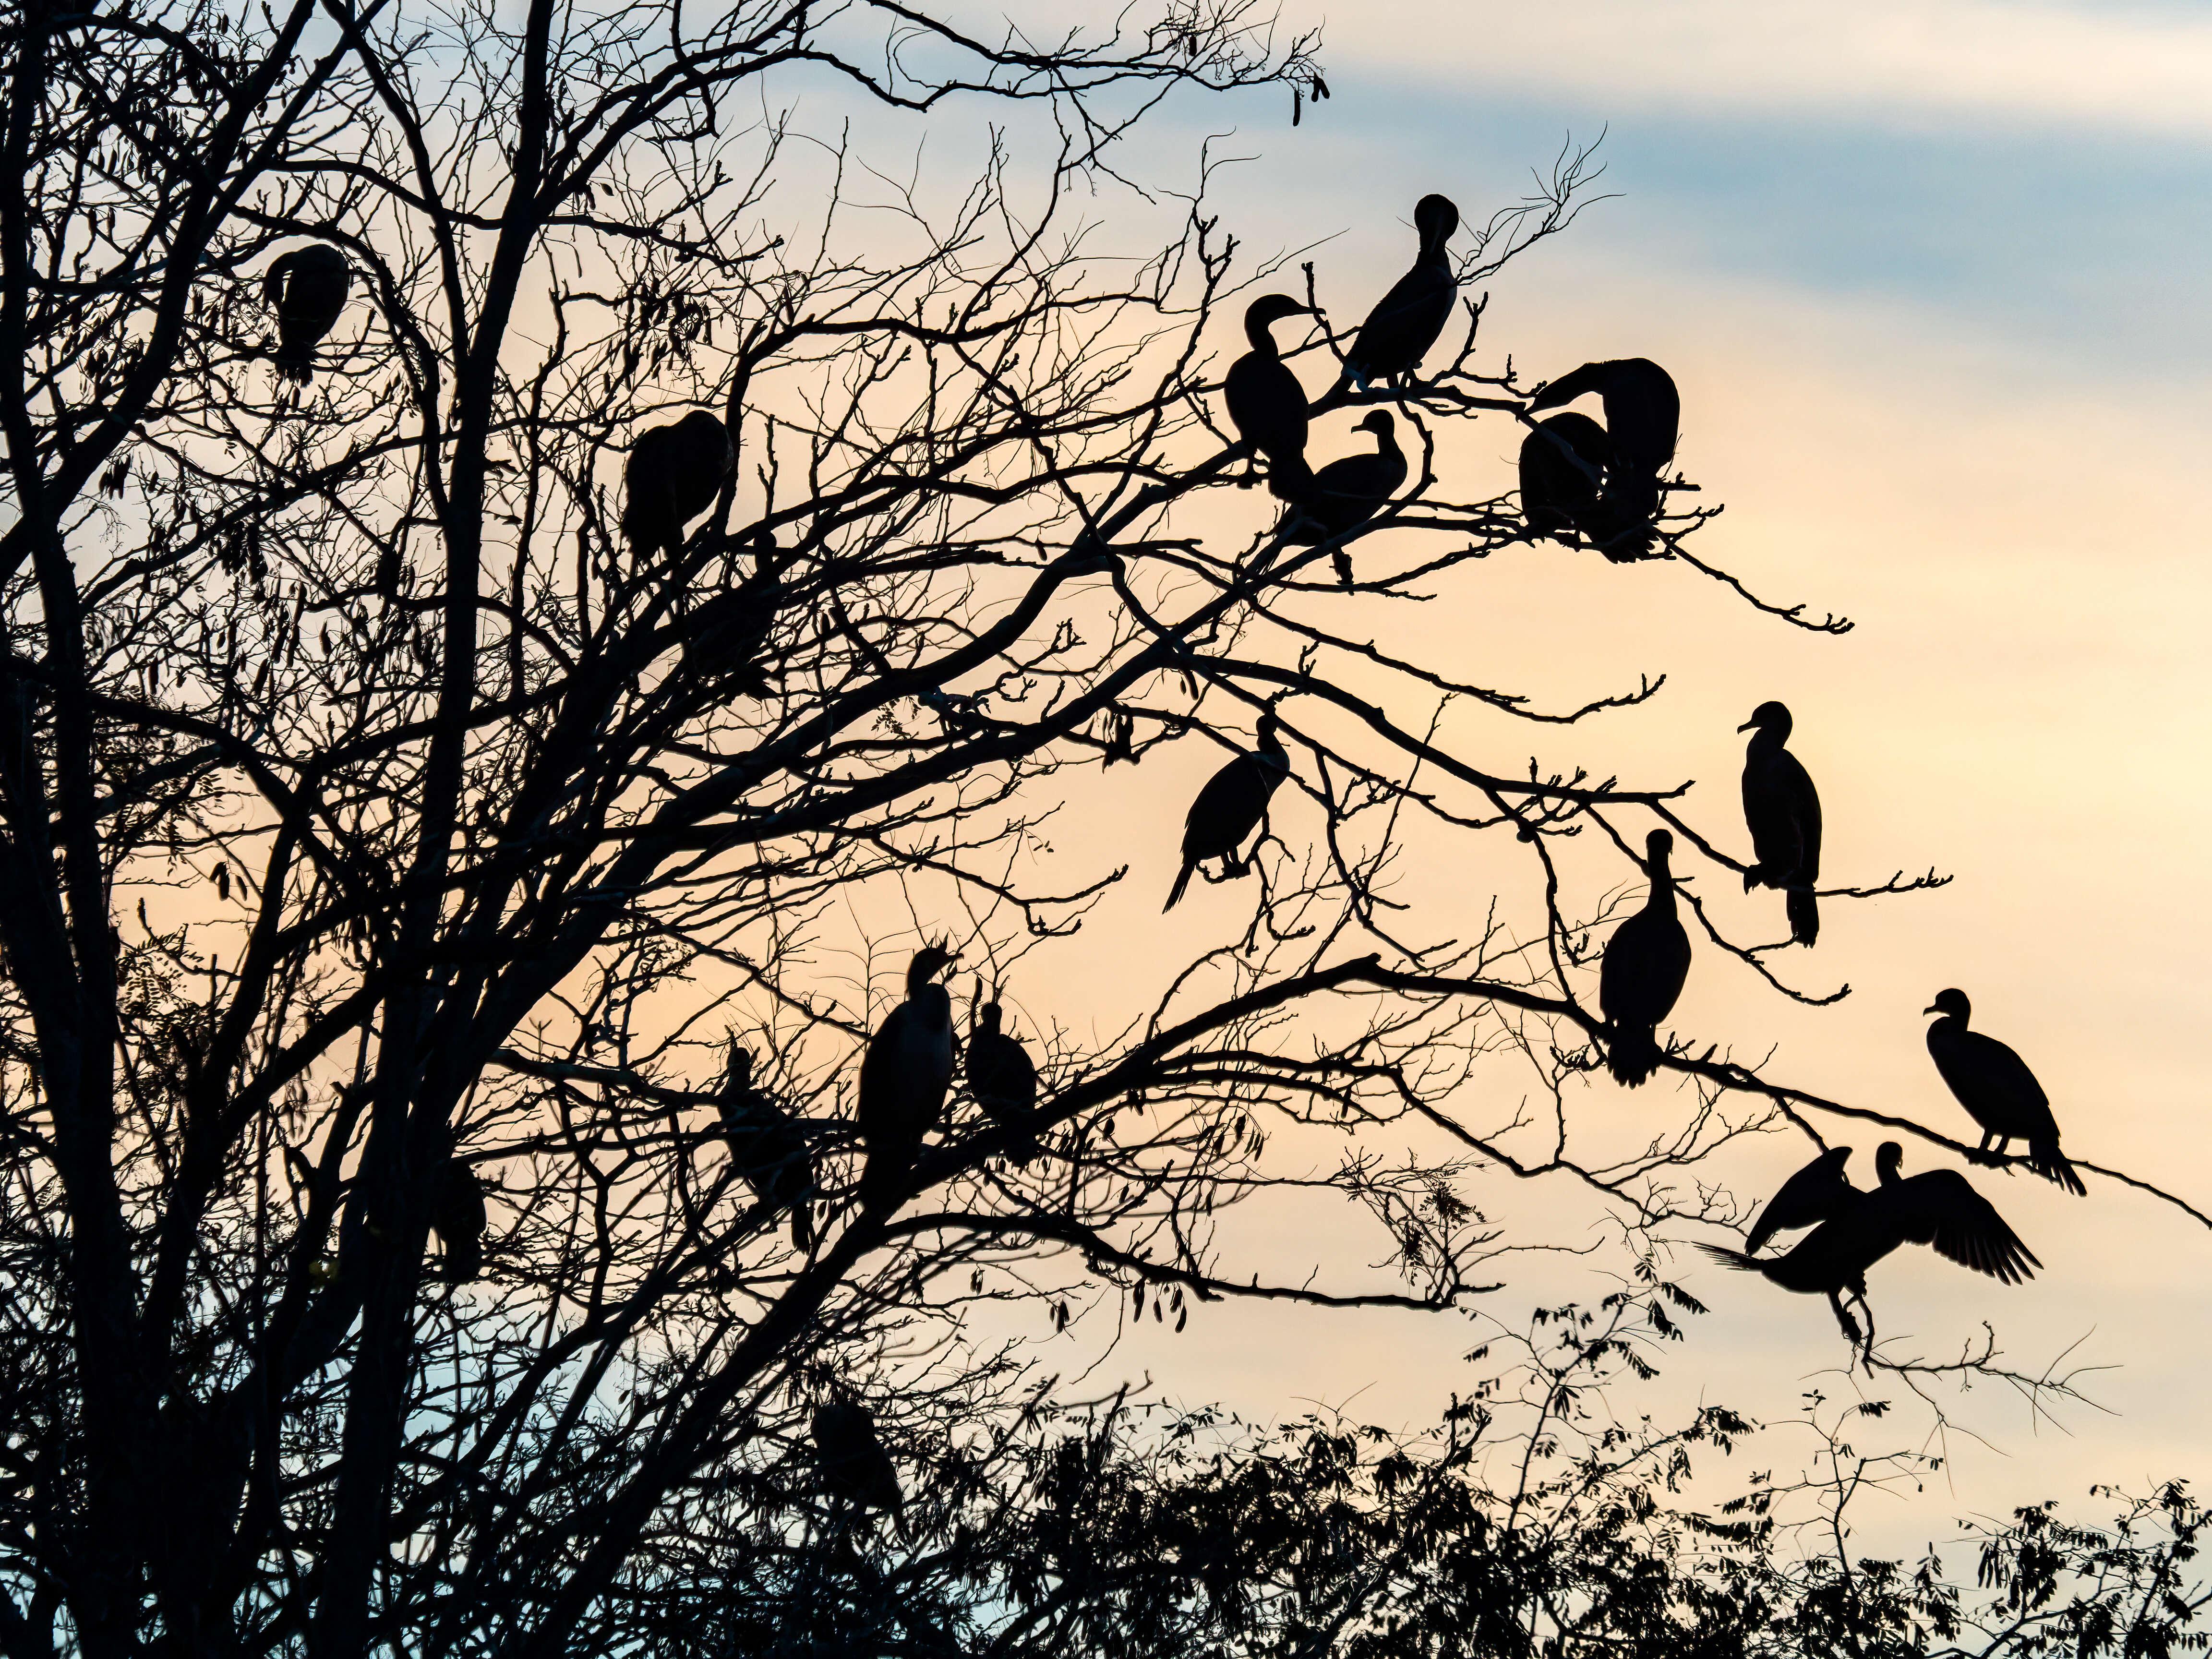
xmin=1883 ymin=1170 xmax=2041 ymax=1283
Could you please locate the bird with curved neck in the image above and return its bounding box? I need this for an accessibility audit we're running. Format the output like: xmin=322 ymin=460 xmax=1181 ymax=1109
xmin=1599 ymin=828 xmax=1693 ymax=1087
xmin=1344 ymin=194 xmax=1460 ymax=391
xmin=1224 ymin=295 xmax=1315 ymax=500
xmin=1923 ymin=989 xmax=2084 ymax=1195
xmin=1701 ymin=1141 xmax=2039 ymax=1351
xmin=262 ymin=244 xmax=351 ymax=385
xmin=856 ymin=943 xmax=958 ymax=1212
xmin=1519 ymin=413 xmax=1611 ymax=544
xmin=623 ymin=409 xmax=735 ymax=562
xmin=1279 ymin=410 xmax=1407 ymax=586
xmin=1738 ymin=700 xmax=1822 ymax=947
xmin=967 ymin=984 xmax=1043 ymax=1166
xmin=1166 ymin=714 xmax=1291 ymax=911
xmin=1525 ymin=357 xmax=1679 ymax=559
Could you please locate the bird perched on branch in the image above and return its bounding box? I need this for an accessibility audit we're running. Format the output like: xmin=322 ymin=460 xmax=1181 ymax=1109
xmin=967 ymin=984 xmax=1042 ymax=1166
xmin=1739 ymin=701 xmax=1822 ymax=947
xmin=1701 ymin=1141 xmax=2038 ymax=1346
xmin=1525 ymin=358 xmax=1679 ymax=560
xmin=1923 ymin=989 xmax=2085 ymax=1195
xmin=1343 ymin=194 xmax=1460 ymax=390
xmin=1279 ymin=410 xmax=1407 ymax=585
xmin=812 ymin=1395 xmax=904 ymax=1523
xmin=1518 ymin=413 xmax=1611 ymax=543
xmin=1165 ymin=713 xmax=1290 ymax=912
xmin=1742 ymin=1144 xmax=1854 ymax=1256
xmin=262 ymin=244 xmax=351 ymax=384
xmin=856 ymin=944 xmax=958 ymax=1211
xmin=1224 ymin=295 xmax=1315 ymax=500
xmin=682 ymin=531 xmax=786 ymax=697
xmin=430 ymin=1152 xmax=488 ymax=1283
xmin=622 ymin=410 xmax=734 ymax=561
xmin=1599 ymin=828 xmax=1692 ymax=1087
xmin=718 ymin=1043 xmax=817 ymax=1250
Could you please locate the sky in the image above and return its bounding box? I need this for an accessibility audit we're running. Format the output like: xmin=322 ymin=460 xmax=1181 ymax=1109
xmin=958 ymin=0 xmax=2212 ymax=1561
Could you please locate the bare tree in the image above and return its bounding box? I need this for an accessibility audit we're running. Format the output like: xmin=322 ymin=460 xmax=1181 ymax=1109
xmin=2 ymin=0 xmax=2201 ymax=1654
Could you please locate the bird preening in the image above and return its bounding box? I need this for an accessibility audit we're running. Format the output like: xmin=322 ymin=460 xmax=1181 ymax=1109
xmin=856 ymin=944 xmax=959 ymax=1212
xmin=623 ymin=409 xmax=735 ymax=561
xmin=1524 ymin=357 xmax=1680 ymax=559
xmin=1519 ymin=413 xmax=1611 ymax=544
xmin=1224 ymin=295 xmax=1315 ymax=500
xmin=1924 ymin=988 xmax=2085 ymax=1195
xmin=1703 ymin=1141 xmax=2039 ymax=1352
xmin=1739 ymin=700 xmax=1822 ymax=947
xmin=1165 ymin=712 xmax=1291 ymax=911
xmin=262 ymin=243 xmax=350 ymax=385
xmin=1599 ymin=828 xmax=1692 ymax=1087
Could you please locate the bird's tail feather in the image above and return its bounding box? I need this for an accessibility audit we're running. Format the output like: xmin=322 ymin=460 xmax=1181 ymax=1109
xmin=2030 ymin=1139 xmax=2087 ymax=1197
xmin=1787 ymin=887 xmax=1819 ymax=947
xmin=1695 ymin=1242 xmax=1760 ymax=1273
xmin=1607 ymin=1026 xmax=1662 ymax=1088
xmin=1164 ymin=859 xmax=1195 ymax=912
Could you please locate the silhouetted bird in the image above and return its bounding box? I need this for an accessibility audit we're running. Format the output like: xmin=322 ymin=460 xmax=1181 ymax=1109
xmin=718 ymin=1044 xmax=817 ymax=1250
xmin=1165 ymin=714 xmax=1290 ymax=911
xmin=1599 ymin=829 xmax=1692 ymax=1088
xmin=1280 ymin=410 xmax=1407 ymax=585
xmin=682 ymin=541 xmax=784 ymax=697
xmin=856 ymin=944 xmax=958 ymax=1210
xmin=430 ymin=1155 xmax=488 ymax=1282
xmin=1343 ymin=194 xmax=1460 ymax=390
xmin=1924 ymin=989 xmax=2085 ymax=1195
xmin=1224 ymin=295 xmax=1314 ymax=500
xmin=373 ymin=545 xmax=401 ymax=602
xmin=1739 ymin=701 xmax=1822 ymax=947
xmin=1743 ymin=1145 xmax=1853 ymax=1255
xmin=1518 ymin=412 xmax=1611 ymax=543
xmin=262 ymin=244 xmax=350 ymax=384
xmin=623 ymin=410 xmax=735 ymax=561
xmin=1700 ymin=1141 xmax=2038 ymax=1345
xmin=1526 ymin=358 xmax=1680 ymax=559
xmin=968 ymin=986 xmax=1042 ymax=1166
xmin=812 ymin=1396 xmax=904 ymax=1519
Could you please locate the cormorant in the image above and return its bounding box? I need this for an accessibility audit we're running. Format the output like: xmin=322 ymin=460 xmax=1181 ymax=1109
xmin=967 ymin=986 xmax=1042 ymax=1166
xmin=1279 ymin=410 xmax=1407 ymax=585
xmin=855 ymin=944 xmax=958 ymax=1210
xmin=1525 ymin=358 xmax=1680 ymax=560
xmin=1343 ymin=194 xmax=1460 ymax=390
xmin=1739 ymin=701 xmax=1822 ymax=947
xmin=262 ymin=244 xmax=350 ymax=384
xmin=1518 ymin=413 xmax=1611 ymax=543
xmin=1165 ymin=713 xmax=1290 ymax=911
xmin=1924 ymin=989 xmax=2085 ymax=1195
xmin=623 ymin=410 xmax=735 ymax=561
xmin=718 ymin=1044 xmax=817 ymax=1250
xmin=1224 ymin=295 xmax=1314 ymax=500
xmin=430 ymin=1155 xmax=488 ymax=1283
xmin=1599 ymin=829 xmax=1693 ymax=1088
xmin=1743 ymin=1144 xmax=1853 ymax=1256
xmin=812 ymin=1396 xmax=904 ymax=1519
xmin=1700 ymin=1141 xmax=2038 ymax=1345
xmin=682 ymin=535 xmax=785 ymax=697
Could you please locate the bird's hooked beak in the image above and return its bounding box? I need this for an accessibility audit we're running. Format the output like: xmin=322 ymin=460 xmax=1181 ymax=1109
xmin=1736 ymin=718 xmax=1757 ymax=733
xmin=1922 ymin=1003 xmax=1941 ymax=1015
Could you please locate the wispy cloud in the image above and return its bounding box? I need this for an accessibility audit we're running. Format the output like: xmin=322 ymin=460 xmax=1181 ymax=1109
xmin=1332 ymin=0 xmax=2212 ymax=136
